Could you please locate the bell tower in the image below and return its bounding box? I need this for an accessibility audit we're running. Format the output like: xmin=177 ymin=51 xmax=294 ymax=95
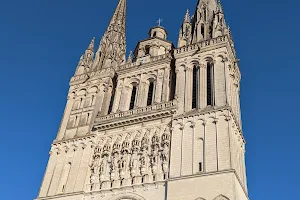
xmin=169 ymin=0 xmax=248 ymax=199
xmin=36 ymin=1 xmax=249 ymax=200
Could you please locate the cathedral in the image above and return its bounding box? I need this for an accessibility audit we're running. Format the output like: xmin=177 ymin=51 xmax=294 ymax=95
xmin=36 ymin=0 xmax=249 ymax=200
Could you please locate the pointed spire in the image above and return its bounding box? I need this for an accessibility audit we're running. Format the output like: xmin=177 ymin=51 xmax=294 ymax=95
xmin=94 ymin=0 xmax=127 ymax=69
xmin=184 ymin=9 xmax=191 ymax=23
xmin=87 ymin=37 xmax=95 ymax=51
xmin=127 ymin=51 xmax=133 ymax=63
xmin=216 ymin=0 xmax=223 ymax=13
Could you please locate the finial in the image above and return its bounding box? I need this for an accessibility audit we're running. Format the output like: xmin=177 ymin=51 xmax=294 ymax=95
xmin=157 ymin=18 xmax=163 ymax=27
xmin=127 ymin=51 xmax=133 ymax=63
xmin=217 ymin=0 xmax=223 ymax=13
xmin=87 ymin=37 xmax=95 ymax=51
xmin=184 ymin=9 xmax=191 ymax=23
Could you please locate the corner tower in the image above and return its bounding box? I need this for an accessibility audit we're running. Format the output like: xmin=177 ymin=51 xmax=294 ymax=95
xmin=36 ymin=0 xmax=249 ymax=200
xmin=169 ymin=0 xmax=247 ymax=200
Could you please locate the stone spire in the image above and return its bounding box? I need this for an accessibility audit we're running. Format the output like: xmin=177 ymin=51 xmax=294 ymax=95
xmin=190 ymin=0 xmax=217 ymax=43
xmin=87 ymin=37 xmax=95 ymax=51
xmin=216 ymin=0 xmax=223 ymax=13
xmin=212 ymin=0 xmax=228 ymax=38
xmin=75 ymin=37 xmax=95 ymax=75
xmin=184 ymin=9 xmax=191 ymax=23
xmin=93 ymin=0 xmax=127 ymax=69
xmin=177 ymin=9 xmax=192 ymax=48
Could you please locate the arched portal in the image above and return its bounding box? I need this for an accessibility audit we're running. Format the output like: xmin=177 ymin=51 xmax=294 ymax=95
xmin=108 ymin=193 xmax=146 ymax=200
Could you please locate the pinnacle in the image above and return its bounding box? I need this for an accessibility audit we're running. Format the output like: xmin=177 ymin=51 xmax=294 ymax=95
xmin=87 ymin=37 xmax=95 ymax=51
xmin=94 ymin=0 xmax=127 ymax=69
xmin=216 ymin=0 xmax=223 ymax=13
xmin=184 ymin=9 xmax=191 ymax=23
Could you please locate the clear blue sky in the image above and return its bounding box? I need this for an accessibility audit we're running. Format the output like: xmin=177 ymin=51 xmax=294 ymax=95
xmin=0 ymin=0 xmax=299 ymax=199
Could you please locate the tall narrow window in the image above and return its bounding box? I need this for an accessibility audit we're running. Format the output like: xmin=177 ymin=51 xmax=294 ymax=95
xmin=201 ymin=24 xmax=205 ymax=37
xmin=147 ymin=82 xmax=155 ymax=106
xmin=199 ymin=162 xmax=203 ymax=172
xmin=192 ymin=67 xmax=198 ymax=109
xmin=145 ymin=46 xmax=150 ymax=55
xmin=108 ymin=76 xmax=117 ymax=114
xmin=129 ymin=85 xmax=137 ymax=110
xmin=207 ymin=62 xmax=214 ymax=106
xmin=170 ymin=64 xmax=176 ymax=100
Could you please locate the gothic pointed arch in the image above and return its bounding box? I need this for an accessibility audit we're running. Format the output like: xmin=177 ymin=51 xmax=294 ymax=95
xmin=108 ymin=192 xmax=146 ymax=200
xmin=213 ymin=194 xmax=230 ymax=200
xmin=195 ymin=198 xmax=206 ymax=200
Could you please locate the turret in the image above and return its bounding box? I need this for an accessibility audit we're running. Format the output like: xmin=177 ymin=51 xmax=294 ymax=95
xmin=134 ymin=25 xmax=173 ymax=59
xmin=178 ymin=9 xmax=192 ymax=48
xmin=212 ymin=0 xmax=228 ymax=38
xmin=75 ymin=37 xmax=95 ymax=75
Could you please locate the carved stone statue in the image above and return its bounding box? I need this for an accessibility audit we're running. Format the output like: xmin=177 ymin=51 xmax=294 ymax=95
xmin=100 ymin=139 xmax=112 ymax=182
xmin=111 ymin=137 xmax=122 ymax=181
xmin=99 ymin=154 xmax=110 ymax=182
xmin=120 ymin=135 xmax=131 ymax=180
xmin=130 ymin=148 xmax=140 ymax=177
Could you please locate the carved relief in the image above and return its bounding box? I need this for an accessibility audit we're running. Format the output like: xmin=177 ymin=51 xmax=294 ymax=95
xmin=87 ymin=125 xmax=171 ymax=191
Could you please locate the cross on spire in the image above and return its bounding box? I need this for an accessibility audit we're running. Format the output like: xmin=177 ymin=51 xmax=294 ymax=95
xmin=157 ymin=18 xmax=163 ymax=26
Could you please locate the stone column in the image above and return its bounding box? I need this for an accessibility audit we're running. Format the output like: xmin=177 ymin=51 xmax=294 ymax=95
xmin=95 ymin=85 xmax=106 ymax=114
xmin=111 ymin=79 xmax=123 ymax=113
xmin=196 ymin=66 xmax=200 ymax=108
xmin=185 ymin=67 xmax=193 ymax=112
xmin=101 ymin=85 xmax=113 ymax=115
xmin=38 ymin=148 xmax=59 ymax=197
xmin=175 ymin=64 xmax=186 ymax=114
xmin=48 ymin=147 xmax=68 ymax=196
xmin=74 ymin=142 xmax=93 ymax=192
xmin=200 ymin=63 xmax=207 ymax=109
xmin=56 ymin=92 xmax=75 ymax=141
xmin=214 ymin=57 xmax=227 ymax=106
xmin=120 ymin=85 xmax=132 ymax=111
xmin=136 ymin=74 xmax=147 ymax=107
xmin=119 ymin=80 xmax=129 ymax=111
xmin=162 ymin=67 xmax=170 ymax=102
xmin=139 ymin=80 xmax=149 ymax=107
xmin=224 ymin=61 xmax=231 ymax=107
xmin=65 ymin=144 xmax=84 ymax=193
xmin=154 ymin=69 xmax=164 ymax=103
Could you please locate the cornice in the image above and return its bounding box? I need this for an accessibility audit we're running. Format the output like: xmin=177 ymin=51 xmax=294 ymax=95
xmin=174 ymin=35 xmax=237 ymax=62
xmin=70 ymin=68 xmax=115 ymax=86
xmin=52 ymin=134 xmax=96 ymax=146
xmin=173 ymin=106 xmax=245 ymax=143
xmin=93 ymin=101 xmax=177 ymax=131
xmin=168 ymin=170 xmax=249 ymax=200
xmin=118 ymin=53 xmax=173 ymax=73
xmin=35 ymin=192 xmax=84 ymax=200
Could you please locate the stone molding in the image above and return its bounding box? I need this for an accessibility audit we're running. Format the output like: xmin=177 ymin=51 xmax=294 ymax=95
xmin=93 ymin=101 xmax=176 ymax=131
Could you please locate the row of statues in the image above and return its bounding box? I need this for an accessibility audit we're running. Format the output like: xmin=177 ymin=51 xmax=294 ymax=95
xmin=88 ymin=127 xmax=171 ymax=190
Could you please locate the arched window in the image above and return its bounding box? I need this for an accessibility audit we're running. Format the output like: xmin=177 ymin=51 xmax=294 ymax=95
xmin=108 ymin=75 xmax=117 ymax=114
xmin=153 ymin=31 xmax=157 ymax=37
xmin=147 ymin=81 xmax=155 ymax=106
xmin=201 ymin=24 xmax=205 ymax=38
xmin=192 ymin=66 xmax=199 ymax=109
xmin=145 ymin=46 xmax=150 ymax=55
xmin=170 ymin=64 xmax=176 ymax=100
xmin=207 ymin=62 xmax=214 ymax=106
xmin=129 ymin=85 xmax=137 ymax=110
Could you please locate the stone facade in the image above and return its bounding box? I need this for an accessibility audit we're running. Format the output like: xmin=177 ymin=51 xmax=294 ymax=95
xmin=36 ymin=0 xmax=249 ymax=200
